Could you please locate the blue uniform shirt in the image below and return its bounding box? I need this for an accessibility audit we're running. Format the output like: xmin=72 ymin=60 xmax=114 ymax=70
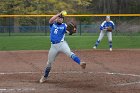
xmin=100 ymin=21 xmax=115 ymax=30
xmin=50 ymin=22 xmax=67 ymax=43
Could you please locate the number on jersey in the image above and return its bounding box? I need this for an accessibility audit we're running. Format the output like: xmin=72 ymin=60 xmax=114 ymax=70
xmin=54 ymin=29 xmax=58 ymax=34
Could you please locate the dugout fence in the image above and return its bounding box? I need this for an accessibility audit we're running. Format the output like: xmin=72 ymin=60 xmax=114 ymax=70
xmin=0 ymin=14 xmax=140 ymax=36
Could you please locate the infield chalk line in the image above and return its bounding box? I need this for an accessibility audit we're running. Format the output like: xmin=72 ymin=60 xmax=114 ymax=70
xmin=0 ymin=88 xmax=35 ymax=92
xmin=0 ymin=71 xmax=140 ymax=77
xmin=0 ymin=71 xmax=140 ymax=87
xmin=111 ymin=81 xmax=140 ymax=86
xmin=97 ymin=72 xmax=140 ymax=77
xmin=0 ymin=72 xmax=40 ymax=75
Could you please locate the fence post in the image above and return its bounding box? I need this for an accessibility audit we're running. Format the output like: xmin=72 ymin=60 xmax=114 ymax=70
xmin=79 ymin=21 xmax=81 ymax=36
xmin=8 ymin=18 xmax=11 ymax=36
xmin=45 ymin=17 xmax=47 ymax=36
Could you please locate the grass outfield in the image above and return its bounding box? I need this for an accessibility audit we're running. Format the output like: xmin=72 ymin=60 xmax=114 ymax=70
xmin=0 ymin=36 xmax=139 ymax=50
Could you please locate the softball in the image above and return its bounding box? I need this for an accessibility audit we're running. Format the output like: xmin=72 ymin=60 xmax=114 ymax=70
xmin=61 ymin=10 xmax=67 ymax=16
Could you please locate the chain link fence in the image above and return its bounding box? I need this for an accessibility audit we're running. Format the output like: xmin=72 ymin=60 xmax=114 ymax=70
xmin=0 ymin=16 xmax=140 ymax=36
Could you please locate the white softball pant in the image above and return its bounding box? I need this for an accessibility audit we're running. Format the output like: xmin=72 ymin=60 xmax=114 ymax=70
xmin=98 ymin=30 xmax=112 ymax=42
xmin=46 ymin=41 xmax=73 ymax=67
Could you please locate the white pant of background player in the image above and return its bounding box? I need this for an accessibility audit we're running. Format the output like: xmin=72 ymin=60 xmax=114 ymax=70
xmin=93 ymin=30 xmax=112 ymax=51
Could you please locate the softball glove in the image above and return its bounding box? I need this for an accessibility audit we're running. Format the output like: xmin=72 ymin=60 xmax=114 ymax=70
xmin=66 ymin=22 xmax=77 ymax=35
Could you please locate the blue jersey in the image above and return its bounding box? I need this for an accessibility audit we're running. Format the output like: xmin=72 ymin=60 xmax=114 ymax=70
xmin=100 ymin=21 xmax=115 ymax=30
xmin=50 ymin=22 xmax=67 ymax=43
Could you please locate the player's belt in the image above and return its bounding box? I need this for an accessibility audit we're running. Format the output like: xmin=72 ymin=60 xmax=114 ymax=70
xmin=51 ymin=41 xmax=63 ymax=44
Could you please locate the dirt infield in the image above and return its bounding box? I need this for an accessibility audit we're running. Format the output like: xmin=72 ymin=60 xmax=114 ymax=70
xmin=0 ymin=49 xmax=140 ymax=93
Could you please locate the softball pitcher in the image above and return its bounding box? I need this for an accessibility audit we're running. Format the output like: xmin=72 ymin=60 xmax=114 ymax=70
xmin=39 ymin=11 xmax=86 ymax=83
xmin=93 ymin=16 xmax=115 ymax=51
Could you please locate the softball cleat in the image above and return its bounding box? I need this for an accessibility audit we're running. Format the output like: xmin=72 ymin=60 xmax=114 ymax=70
xmin=110 ymin=48 xmax=112 ymax=51
xmin=80 ymin=62 xmax=86 ymax=69
xmin=39 ymin=76 xmax=47 ymax=83
xmin=93 ymin=46 xmax=96 ymax=49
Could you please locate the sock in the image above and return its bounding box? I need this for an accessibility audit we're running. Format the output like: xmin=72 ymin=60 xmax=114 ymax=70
xmin=109 ymin=41 xmax=112 ymax=48
xmin=95 ymin=40 xmax=100 ymax=47
xmin=44 ymin=67 xmax=51 ymax=78
xmin=71 ymin=54 xmax=80 ymax=64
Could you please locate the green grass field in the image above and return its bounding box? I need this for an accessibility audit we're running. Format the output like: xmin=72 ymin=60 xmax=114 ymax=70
xmin=0 ymin=36 xmax=139 ymax=51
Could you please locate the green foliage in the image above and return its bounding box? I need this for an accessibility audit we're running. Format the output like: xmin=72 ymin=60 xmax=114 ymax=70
xmin=0 ymin=0 xmax=92 ymax=26
xmin=0 ymin=0 xmax=139 ymax=14
xmin=0 ymin=0 xmax=92 ymax=14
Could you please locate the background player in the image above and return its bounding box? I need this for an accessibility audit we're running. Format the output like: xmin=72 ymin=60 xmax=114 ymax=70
xmin=39 ymin=11 xmax=86 ymax=83
xmin=93 ymin=16 xmax=115 ymax=51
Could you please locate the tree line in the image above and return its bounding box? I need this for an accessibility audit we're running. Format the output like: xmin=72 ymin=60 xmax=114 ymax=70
xmin=0 ymin=0 xmax=139 ymax=27
xmin=0 ymin=0 xmax=139 ymax=14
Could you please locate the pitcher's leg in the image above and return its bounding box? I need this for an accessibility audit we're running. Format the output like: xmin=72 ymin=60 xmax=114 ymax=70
xmin=60 ymin=41 xmax=80 ymax=64
xmin=40 ymin=45 xmax=58 ymax=83
xmin=60 ymin=41 xmax=86 ymax=69
xmin=70 ymin=53 xmax=86 ymax=69
xmin=44 ymin=46 xmax=58 ymax=77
